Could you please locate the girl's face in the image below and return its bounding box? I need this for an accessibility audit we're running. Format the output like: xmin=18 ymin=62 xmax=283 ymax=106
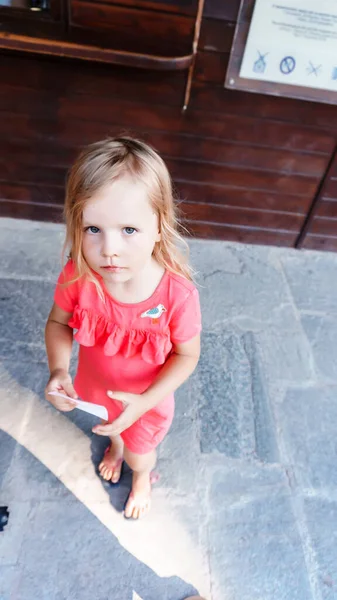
xmin=81 ymin=175 xmax=161 ymax=284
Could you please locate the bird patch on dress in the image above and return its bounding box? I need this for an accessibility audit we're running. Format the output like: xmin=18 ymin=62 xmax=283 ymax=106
xmin=140 ymin=304 xmax=167 ymax=324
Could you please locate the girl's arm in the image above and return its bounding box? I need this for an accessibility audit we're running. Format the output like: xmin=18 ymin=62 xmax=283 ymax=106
xmin=45 ymin=303 xmax=74 ymax=373
xmin=142 ymin=335 xmax=201 ymax=410
xmin=45 ymin=303 xmax=78 ymax=410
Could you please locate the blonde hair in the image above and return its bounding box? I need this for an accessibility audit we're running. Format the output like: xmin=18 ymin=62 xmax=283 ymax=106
xmin=63 ymin=137 xmax=194 ymax=292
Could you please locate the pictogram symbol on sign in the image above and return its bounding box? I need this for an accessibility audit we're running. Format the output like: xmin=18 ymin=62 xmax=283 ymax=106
xmin=307 ymin=61 xmax=321 ymax=76
xmin=280 ymin=56 xmax=296 ymax=75
xmin=253 ymin=51 xmax=268 ymax=74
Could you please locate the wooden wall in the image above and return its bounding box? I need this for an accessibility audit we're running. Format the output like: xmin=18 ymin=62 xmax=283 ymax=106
xmin=1 ymin=0 xmax=337 ymax=250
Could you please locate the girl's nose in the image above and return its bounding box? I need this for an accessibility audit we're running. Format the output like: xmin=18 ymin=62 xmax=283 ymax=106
xmin=101 ymin=232 xmax=121 ymax=257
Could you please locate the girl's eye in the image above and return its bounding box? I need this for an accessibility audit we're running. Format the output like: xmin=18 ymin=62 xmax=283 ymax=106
xmin=86 ymin=226 xmax=100 ymax=234
xmin=123 ymin=227 xmax=137 ymax=235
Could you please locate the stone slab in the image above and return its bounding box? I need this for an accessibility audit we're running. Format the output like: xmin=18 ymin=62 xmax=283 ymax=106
xmin=0 ymin=501 xmax=33 ymax=567
xmin=0 ymin=565 xmax=21 ymax=600
xmin=254 ymin=325 xmax=314 ymax=384
xmin=279 ymin=387 xmax=337 ymax=489
xmin=0 ymin=430 xmax=17 ymax=489
xmin=304 ymin=496 xmax=337 ymax=600
xmin=196 ymin=243 xmax=296 ymax=332
xmin=0 ymin=218 xmax=65 ymax=281
xmin=158 ymin=384 xmax=201 ymax=496
xmin=301 ymin=314 xmax=337 ymax=381
xmin=281 ymin=250 xmax=337 ymax=315
xmin=1 ymin=441 xmax=74 ymax=503
xmin=0 ymin=279 xmax=53 ymax=346
xmin=197 ymin=330 xmax=278 ymax=462
xmin=189 ymin=239 xmax=243 ymax=275
xmin=208 ymin=466 xmax=312 ymax=600
xmin=0 ymin=441 xmax=199 ymax=600
xmin=15 ymin=497 xmax=198 ymax=600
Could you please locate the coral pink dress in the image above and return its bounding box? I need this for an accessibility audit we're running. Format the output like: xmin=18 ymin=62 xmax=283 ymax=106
xmin=54 ymin=260 xmax=201 ymax=454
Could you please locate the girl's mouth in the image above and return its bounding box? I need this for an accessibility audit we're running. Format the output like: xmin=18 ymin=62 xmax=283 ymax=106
xmin=101 ymin=266 xmax=125 ymax=273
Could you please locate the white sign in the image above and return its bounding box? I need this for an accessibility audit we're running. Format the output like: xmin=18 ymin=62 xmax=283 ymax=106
xmin=239 ymin=0 xmax=337 ymax=92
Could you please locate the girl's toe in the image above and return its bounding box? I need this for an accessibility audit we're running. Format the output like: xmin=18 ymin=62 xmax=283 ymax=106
xmin=124 ymin=498 xmax=134 ymax=518
xmin=103 ymin=469 xmax=112 ymax=480
xmin=111 ymin=470 xmax=119 ymax=483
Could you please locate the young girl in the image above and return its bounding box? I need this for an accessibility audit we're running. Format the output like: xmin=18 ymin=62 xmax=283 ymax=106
xmin=45 ymin=137 xmax=201 ymax=520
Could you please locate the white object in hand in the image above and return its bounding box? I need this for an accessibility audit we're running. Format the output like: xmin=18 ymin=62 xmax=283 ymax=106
xmin=48 ymin=391 xmax=108 ymax=420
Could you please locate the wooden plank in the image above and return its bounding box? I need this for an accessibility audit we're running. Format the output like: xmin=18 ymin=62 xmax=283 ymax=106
xmin=1 ymin=96 xmax=331 ymax=155
xmin=0 ymin=185 xmax=303 ymax=233
xmin=2 ymin=142 xmax=317 ymax=196
xmin=0 ymin=174 xmax=313 ymax=216
xmin=322 ymin=179 xmax=337 ymax=200
xmin=180 ymin=201 xmax=304 ymax=231
xmin=302 ymin=235 xmax=337 ymax=251
xmin=0 ymin=73 xmax=186 ymax=113
xmin=0 ymin=74 xmax=334 ymax=153
xmin=176 ymin=181 xmax=313 ymax=214
xmin=0 ymin=196 xmax=296 ymax=246
xmin=166 ymin=158 xmax=320 ymax=196
xmin=0 ymin=182 xmax=64 ymax=205
xmin=307 ymin=217 xmax=337 ymax=237
xmin=198 ymin=18 xmax=235 ymax=52
xmin=0 ymin=161 xmax=66 ymax=187
xmin=0 ymin=32 xmax=193 ymax=70
xmin=0 ymin=11 xmax=65 ymax=39
xmin=315 ymin=199 xmax=337 ymax=218
xmin=56 ymin=98 xmax=335 ymax=153
xmin=0 ymin=86 xmax=61 ymax=120
xmin=2 ymin=134 xmax=328 ymax=178
xmin=145 ymin=134 xmax=329 ymax=176
xmin=70 ymin=2 xmax=194 ymax=56
xmin=184 ymin=220 xmax=296 ymax=245
xmin=0 ymin=199 xmax=63 ymax=222
xmin=191 ymin=81 xmax=337 ymax=131
xmin=88 ymin=0 xmax=199 ymax=15
xmin=0 ymin=154 xmax=318 ymax=195
xmin=195 ymin=51 xmax=229 ymax=84
xmin=0 ymin=113 xmax=129 ymax=147
xmin=0 ymin=55 xmax=187 ymax=106
xmin=203 ymin=0 xmax=240 ymax=21
xmin=3 ymin=140 xmax=76 ymax=169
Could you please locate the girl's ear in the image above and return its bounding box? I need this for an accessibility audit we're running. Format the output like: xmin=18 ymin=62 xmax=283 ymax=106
xmin=155 ymin=229 xmax=161 ymax=242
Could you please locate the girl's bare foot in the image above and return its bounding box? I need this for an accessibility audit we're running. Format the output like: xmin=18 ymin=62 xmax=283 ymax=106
xmin=98 ymin=435 xmax=124 ymax=483
xmin=124 ymin=471 xmax=151 ymax=519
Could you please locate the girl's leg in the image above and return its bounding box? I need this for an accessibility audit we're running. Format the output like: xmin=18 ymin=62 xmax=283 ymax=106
xmin=98 ymin=434 xmax=124 ymax=483
xmin=123 ymin=447 xmax=156 ymax=519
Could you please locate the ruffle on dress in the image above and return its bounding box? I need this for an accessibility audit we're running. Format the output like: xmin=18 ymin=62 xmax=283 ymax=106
xmin=68 ymin=305 xmax=172 ymax=365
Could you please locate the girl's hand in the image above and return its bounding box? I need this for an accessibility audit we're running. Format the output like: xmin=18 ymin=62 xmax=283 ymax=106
xmin=45 ymin=368 xmax=78 ymax=412
xmin=92 ymin=391 xmax=148 ymax=437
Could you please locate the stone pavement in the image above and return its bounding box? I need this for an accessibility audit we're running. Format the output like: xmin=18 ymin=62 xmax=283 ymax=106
xmin=1 ymin=217 xmax=337 ymax=600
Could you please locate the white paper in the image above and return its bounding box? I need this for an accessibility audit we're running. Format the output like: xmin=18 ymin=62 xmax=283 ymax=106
xmin=48 ymin=391 xmax=108 ymax=420
xmin=240 ymin=0 xmax=337 ymax=92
